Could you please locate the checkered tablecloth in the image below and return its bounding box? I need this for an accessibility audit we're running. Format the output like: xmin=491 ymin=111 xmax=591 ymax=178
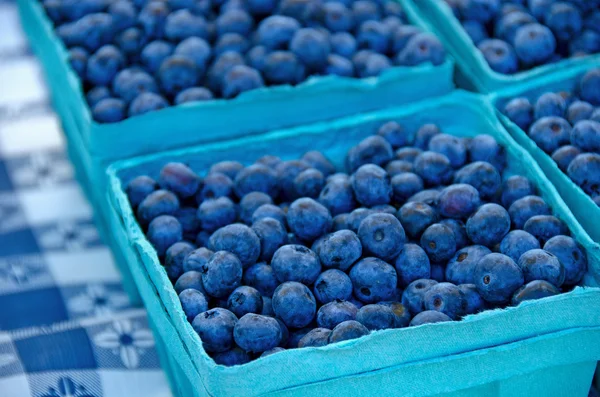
xmin=0 ymin=1 xmax=171 ymax=395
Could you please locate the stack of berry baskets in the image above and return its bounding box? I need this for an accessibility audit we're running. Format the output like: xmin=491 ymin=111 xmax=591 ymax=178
xmin=492 ymin=66 xmax=600 ymax=243
xmin=106 ymin=91 xmax=600 ymax=397
xmin=409 ymin=0 xmax=600 ymax=92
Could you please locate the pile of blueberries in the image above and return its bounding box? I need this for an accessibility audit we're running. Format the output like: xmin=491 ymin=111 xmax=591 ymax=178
xmin=41 ymin=0 xmax=446 ymax=123
xmin=126 ymin=120 xmax=587 ymax=366
xmin=503 ymin=68 xmax=600 ymax=203
xmin=445 ymin=0 xmax=600 ymax=74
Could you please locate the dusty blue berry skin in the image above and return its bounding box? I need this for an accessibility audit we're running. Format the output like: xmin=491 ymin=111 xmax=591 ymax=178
xmin=518 ymin=249 xmax=565 ymax=287
xmin=402 ymin=279 xmax=438 ymax=315
xmin=241 ymin=262 xmax=277 ymax=297
xmin=458 ymin=0 xmax=500 ymax=23
xmin=398 ymin=202 xmax=438 ymax=239
xmin=428 ymin=265 xmax=444 ymax=284
xmin=571 ymin=120 xmax=600 ymax=153
xmin=227 ymin=286 xmax=263 ymax=318
xmin=158 ymin=162 xmax=200 ymax=199
xmin=568 ymin=153 xmax=600 ymax=197
xmin=287 ymin=198 xmax=332 ymax=242
xmin=523 ymin=215 xmax=568 ymax=245
xmin=421 ymin=223 xmax=457 ymax=263
xmin=438 ymin=184 xmax=480 ymax=219
xmin=395 ymin=243 xmax=431 ymax=288
xmin=128 ymin=92 xmax=168 ymax=117
xmin=514 ymin=23 xmax=556 ymax=65
xmin=408 ymin=189 xmax=441 ymax=207
xmin=86 ymin=45 xmax=124 ymax=87
xmin=239 ymin=192 xmax=273 ymax=225
xmin=234 ymin=164 xmax=279 ymax=199
xmin=271 ymin=244 xmax=321 ymax=285
xmin=216 ymin=9 xmax=254 ymax=37
xmin=329 ymin=320 xmax=369 ymax=343
xmin=290 ymin=28 xmax=331 ymax=71
xmin=396 ymin=146 xmax=423 ymax=162
xmin=126 ymin=176 xmax=158 ymax=209
xmin=391 ymin=172 xmax=424 ymax=204
xmin=474 ymin=253 xmax=524 ymax=304
xmin=113 ymin=68 xmax=159 ymax=104
xmin=331 ymin=32 xmax=357 ymax=59
xmin=358 ymin=213 xmax=406 ymax=261
xmin=174 ymin=86 xmax=214 ymax=104
xmin=209 ymin=223 xmax=261 ymax=269
xmin=212 ymin=347 xmax=250 ymax=366
xmin=196 ymin=173 xmax=232 ymax=202
xmin=551 ymin=145 xmax=581 ymax=172
xmin=179 ymin=289 xmax=209 ymax=322
xmin=458 ymin=284 xmax=485 ymax=315
xmin=351 ymin=164 xmax=392 ymax=207
xmin=467 ymin=204 xmax=511 ymax=248
xmin=356 ymin=304 xmax=396 ymax=330
xmin=377 ymin=121 xmax=408 ymax=150
xmin=546 ymin=2 xmax=582 ymax=41
xmin=87 ymin=86 xmax=111 ymax=108
xmin=454 ymin=161 xmax=501 ymax=199
xmin=511 ymin=280 xmax=561 ymax=306
xmin=263 ymin=51 xmax=306 ymax=85
xmin=346 ymin=208 xmax=374 ymax=232
xmin=428 ymin=134 xmax=468 ymax=168
xmin=347 ymin=135 xmax=394 ymax=172
xmin=390 ymin=24 xmax=420 ymax=53
xmin=158 ymin=55 xmax=200 ymax=97
xmin=182 ymin=247 xmax=213 ymax=273
xmin=276 ymin=160 xmax=310 ymax=201
xmin=92 ymin=98 xmax=127 ymax=123
xmin=414 ymin=151 xmax=453 ymax=186
xmin=478 ymin=39 xmax=518 ymax=74
xmin=580 ymin=69 xmax=600 ymax=106
xmin=446 ymin=245 xmax=492 ymax=285
xmin=201 ymin=250 xmax=243 ymax=298
xmin=468 ymin=134 xmax=506 ymax=171
xmin=413 ymin=124 xmax=440 ymax=150
xmin=463 ymin=20 xmax=488 ymax=44
xmin=293 ymin=169 xmax=325 ymax=198
xmin=173 ymin=37 xmax=212 ymax=72
xmin=534 ymin=93 xmax=566 ymax=120
xmin=528 ymin=117 xmax=571 ymax=153
xmin=251 ymin=217 xmax=288 ymax=263
xmin=317 ymin=230 xmax=362 ymax=271
xmin=386 ymin=161 xmax=413 ymax=176
xmin=409 ymin=310 xmax=452 ymax=326
xmin=257 ymin=15 xmax=301 ymax=49
xmin=192 ymin=307 xmax=238 ymax=353
xmin=234 ymin=313 xmax=281 ymax=353
xmin=174 ymin=268 xmax=205 ymax=295
xmin=298 ymin=328 xmax=332 ymax=348
xmin=319 ymin=177 xmax=357 ymax=216
xmin=441 ymin=219 xmax=469 ymax=250
xmin=396 ymin=32 xmax=446 ymax=66
xmin=356 ymin=20 xmax=391 ymax=54
xmin=500 ymin=230 xmax=540 ymax=263
xmin=252 ymin=204 xmax=287 ymax=227
xmin=286 ymin=327 xmax=312 ymax=348
xmin=301 ymin=151 xmax=335 ymax=177
xmin=261 ymin=347 xmax=286 ymax=357
xmin=141 ymin=40 xmax=174 ymax=74
xmin=317 ymin=299 xmax=359 ymax=329
xmin=378 ymin=301 xmax=411 ymax=328
xmin=272 ymin=281 xmax=317 ymax=328
xmin=423 ymin=282 xmax=464 ymax=320
xmin=314 ymin=269 xmax=353 ymax=304
xmin=137 ymin=189 xmax=180 ymax=227
xmin=567 ymin=101 xmax=594 ymax=125
xmin=544 ymin=235 xmax=587 ymax=286
xmin=504 ymin=97 xmax=534 ymax=131
xmin=501 ymin=176 xmax=536 ymax=208
xmin=350 ymin=257 xmax=398 ymax=303
xmin=147 ymin=215 xmax=183 ymax=257
xmin=509 ymin=195 xmax=551 ymax=229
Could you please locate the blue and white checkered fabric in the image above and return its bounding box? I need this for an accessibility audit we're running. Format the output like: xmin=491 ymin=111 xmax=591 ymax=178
xmin=0 ymin=1 xmax=171 ymax=395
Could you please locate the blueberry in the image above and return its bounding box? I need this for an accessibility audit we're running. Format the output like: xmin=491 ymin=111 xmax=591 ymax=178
xmin=75 ymin=13 xmax=115 ymax=52
xmin=321 ymin=2 xmax=353 ymax=32
xmin=113 ymin=68 xmax=159 ymax=104
xmin=544 ymin=235 xmax=587 ymax=285
xmin=459 ymin=0 xmax=500 ymax=23
xmin=261 ymin=296 xmax=274 ymax=316
xmin=357 ymin=213 xmax=405 ymax=260
xmin=390 ymin=25 xmax=421 ymax=54
xmin=140 ymin=41 xmax=173 ymax=74
xmin=478 ymin=39 xmax=518 ymax=74
xmin=286 ymin=327 xmax=312 ymax=348
xmin=438 ymin=184 xmax=480 ymax=219
xmin=378 ymin=301 xmax=411 ymax=328
xmin=355 ymin=304 xmax=396 ymax=330
xmin=496 ymin=11 xmax=537 ymax=45
xmin=508 ymin=195 xmax=551 ymax=229
xmin=467 ymin=203 xmax=511 ymax=247
xmin=331 ymin=32 xmax=358 ymax=58
xmin=567 ymin=101 xmax=594 ymax=125
xmin=474 ymin=253 xmax=524 ymax=304
xmin=570 ymin=29 xmax=600 ymax=55
xmin=468 ymin=135 xmax=506 ymax=172
xmin=534 ymin=93 xmax=566 ymax=119
xmin=391 ymin=172 xmax=424 ymax=204
xmin=298 ymin=328 xmax=332 ymax=348
xmin=397 ymin=202 xmax=438 ymax=238
xmin=446 ymin=245 xmax=492 ymax=285
xmin=290 ymin=28 xmax=331 ymax=71
xmin=528 ymin=0 xmax=554 ymax=21
xmin=272 ymin=281 xmax=317 ymax=328
xmin=158 ymin=56 xmax=199 ymax=97
xmin=247 ymin=0 xmax=276 ymax=15
xmin=386 ymin=160 xmax=413 ymax=176
xmin=235 ymin=165 xmax=279 ymax=200
xmin=498 ymin=230 xmax=540 ymax=264
xmin=394 ymin=243 xmax=431 ymax=288
xmin=115 ymin=27 xmax=147 ymax=62
xmin=198 ymin=172 xmax=233 ymax=202
xmin=347 ymin=136 xmax=394 ymax=172
xmin=128 ymin=92 xmax=169 ymax=117
xmin=261 ymin=347 xmax=286 ymax=357
xmin=137 ymin=189 xmax=180 ymax=227
xmin=175 ymin=270 xmax=207 ymax=299
xmin=441 ymin=219 xmax=469 ymax=249
xmin=109 ymin=1 xmax=137 ymax=31
xmin=263 ymin=50 xmax=306 ymax=85
xmin=209 ymin=224 xmax=260 ymax=268
xmin=301 ymin=151 xmax=336 ymax=177
xmin=395 ymin=33 xmax=446 ymax=67
xmin=401 ymin=279 xmax=437 ymax=314
xmin=454 ymin=161 xmax=501 ymax=199
xmin=409 ymin=310 xmax=452 ymax=326
xmin=317 ymin=230 xmax=362 ymax=271
xmin=501 ymin=175 xmax=536 ymax=208
xmin=517 ymin=249 xmax=565 ymax=287
xmin=287 ymin=198 xmax=332 ymax=242
xmin=567 ymin=153 xmax=600 ymax=196
xmin=276 ymin=160 xmax=311 ymax=201
xmin=317 ymin=299 xmax=359 ymax=329
xmin=69 ymin=47 xmax=88 ymax=78
xmin=357 ymin=20 xmax=391 ymax=54
xmin=271 ymin=244 xmax=321 ymax=285
xmin=579 ymin=69 xmax=600 ymax=105
xmin=164 ymin=9 xmax=209 ymax=42
xmin=293 ymin=169 xmax=325 ymax=198
xmin=192 ymin=308 xmax=238 ymax=352
xmin=423 ymin=282 xmax=464 ymax=320
xmin=458 ymin=284 xmax=485 ymax=315
xmin=147 ymin=215 xmax=183 ymax=257
xmin=183 ymin=247 xmax=213 ymax=273
xmin=312 ymin=269 xmax=352 ymax=304
xmin=551 ymin=145 xmax=581 ymax=172
xmin=166 ymin=242 xmax=196 ymax=282
xmin=463 ymin=20 xmax=488 ymax=45
xmin=414 ymin=151 xmax=453 ymax=186
xmin=329 ymin=320 xmax=369 ymax=343
xmin=504 ymin=97 xmax=534 ymax=131
xmin=514 ymin=23 xmax=556 ymax=65
xmin=421 ymin=223 xmax=457 ymax=262
xmin=174 ymin=87 xmax=214 ymax=104
xmin=86 ymin=86 xmax=111 ymax=108
xmin=196 ymin=197 xmax=236 ymax=233
xmin=92 ymin=98 xmax=126 ymax=123
xmin=545 ymin=2 xmax=582 ymax=41
xmin=257 ymin=15 xmax=301 ymax=49
xmin=200 ymin=250 xmax=243 ymax=298
xmin=511 ymin=280 xmax=561 ymax=306
xmin=233 ymin=313 xmax=281 ymax=353
xmin=214 ymin=33 xmax=251 ymax=58
xmin=570 ymin=120 xmax=600 ymax=152
xmin=86 ymin=45 xmax=125 ymax=87
xmin=352 ymin=1 xmax=381 ymax=25
xmin=126 ymin=176 xmax=158 ymax=209
xmin=349 ymin=257 xmax=397 ymax=303
xmin=238 ymin=192 xmax=272 ymax=225
xmin=357 ymin=52 xmax=392 ymax=77
xmin=179 ymin=289 xmax=209 ymax=322
xmin=252 ymin=204 xmax=287 ymax=227
xmin=252 ymin=218 xmax=288 ymax=263
xmin=523 ymin=215 xmax=568 ymax=245
xmin=212 ymin=347 xmax=250 ymax=366
xmin=428 ymin=134 xmax=468 ymax=168
xmin=215 ymin=9 xmax=254 ymax=38
xmin=158 ymin=162 xmax=200 ymax=199
xmin=174 ymin=37 xmax=212 ymax=72
xmin=139 ymin=2 xmax=169 ymax=39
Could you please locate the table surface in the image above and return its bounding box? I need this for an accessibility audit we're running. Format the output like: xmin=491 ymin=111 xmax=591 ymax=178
xmin=0 ymin=1 xmax=172 ymax=396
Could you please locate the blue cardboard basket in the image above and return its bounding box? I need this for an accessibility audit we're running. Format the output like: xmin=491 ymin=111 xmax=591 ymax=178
xmin=490 ymin=65 xmax=600 ymax=243
xmin=106 ymin=91 xmax=600 ymax=397
xmin=409 ymin=0 xmax=600 ymax=93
